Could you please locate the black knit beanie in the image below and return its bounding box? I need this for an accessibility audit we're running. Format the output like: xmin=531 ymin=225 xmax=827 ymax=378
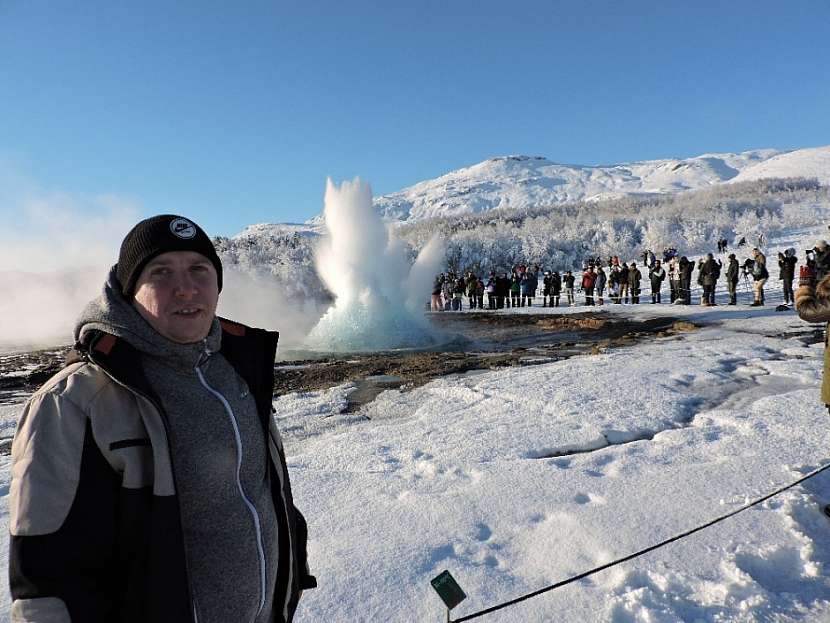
xmin=116 ymin=214 xmax=223 ymax=298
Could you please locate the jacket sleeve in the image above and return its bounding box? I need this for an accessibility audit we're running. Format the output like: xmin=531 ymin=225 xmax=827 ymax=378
xmin=9 ymin=386 xmax=120 ymax=622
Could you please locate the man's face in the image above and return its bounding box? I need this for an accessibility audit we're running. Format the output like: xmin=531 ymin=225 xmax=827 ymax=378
xmin=132 ymin=251 xmax=219 ymax=344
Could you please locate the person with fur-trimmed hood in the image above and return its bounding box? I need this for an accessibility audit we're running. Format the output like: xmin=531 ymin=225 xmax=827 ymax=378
xmin=8 ymin=215 xmax=314 ymax=623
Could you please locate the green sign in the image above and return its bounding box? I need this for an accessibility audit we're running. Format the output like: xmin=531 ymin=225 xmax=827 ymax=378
xmin=431 ymin=570 xmax=467 ymax=610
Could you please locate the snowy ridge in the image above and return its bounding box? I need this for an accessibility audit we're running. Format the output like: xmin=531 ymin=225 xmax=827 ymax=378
xmin=370 ymin=147 xmax=826 ymax=222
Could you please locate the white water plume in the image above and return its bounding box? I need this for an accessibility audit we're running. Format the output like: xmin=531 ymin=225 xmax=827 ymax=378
xmin=304 ymin=178 xmax=444 ymax=352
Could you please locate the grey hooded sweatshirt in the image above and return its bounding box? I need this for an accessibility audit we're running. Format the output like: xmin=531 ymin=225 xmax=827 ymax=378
xmin=75 ymin=268 xmax=279 ymax=623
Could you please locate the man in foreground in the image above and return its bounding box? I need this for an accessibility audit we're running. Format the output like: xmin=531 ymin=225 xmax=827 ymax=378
xmin=9 ymin=215 xmax=314 ymax=622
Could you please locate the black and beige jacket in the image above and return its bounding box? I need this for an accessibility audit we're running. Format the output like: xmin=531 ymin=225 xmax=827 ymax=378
xmin=9 ymin=319 xmax=314 ymax=622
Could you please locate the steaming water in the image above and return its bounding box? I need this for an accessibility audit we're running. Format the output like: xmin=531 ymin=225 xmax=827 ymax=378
xmin=304 ymin=178 xmax=444 ymax=352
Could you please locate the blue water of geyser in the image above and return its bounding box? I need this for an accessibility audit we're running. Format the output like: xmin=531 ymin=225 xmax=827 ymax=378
xmin=304 ymin=298 xmax=439 ymax=352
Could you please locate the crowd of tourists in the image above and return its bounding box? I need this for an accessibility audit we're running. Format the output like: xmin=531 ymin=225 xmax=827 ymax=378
xmin=430 ymin=240 xmax=830 ymax=312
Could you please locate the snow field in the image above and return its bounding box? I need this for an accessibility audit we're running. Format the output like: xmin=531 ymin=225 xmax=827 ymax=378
xmin=283 ymin=312 xmax=830 ymax=622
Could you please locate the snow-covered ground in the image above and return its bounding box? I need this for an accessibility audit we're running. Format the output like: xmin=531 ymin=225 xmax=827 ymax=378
xmin=281 ymin=303 xmax=830 ymax=622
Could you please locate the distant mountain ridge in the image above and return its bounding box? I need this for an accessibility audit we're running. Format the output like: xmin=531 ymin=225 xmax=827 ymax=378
xmin=368 ymin=145 xmax=830 ymax=223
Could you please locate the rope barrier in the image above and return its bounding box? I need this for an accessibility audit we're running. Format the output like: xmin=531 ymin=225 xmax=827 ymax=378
xmin=449 ymin=460 xmax=830 ymax=622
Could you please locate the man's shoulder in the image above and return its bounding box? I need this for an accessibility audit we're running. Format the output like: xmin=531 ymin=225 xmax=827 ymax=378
xmin=25 ymin=359 xmax=120 ymax=419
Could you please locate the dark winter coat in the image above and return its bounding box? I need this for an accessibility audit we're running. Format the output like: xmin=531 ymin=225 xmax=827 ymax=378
xmin=779 ymin=255 xmax=797 ymax=281
xmin=595 ymin=269 xmax=607 ymax=291
xmin=649 ymin=267 xmax=666 ymax=289
xmin=726 ymin=258 xmax=739 ymax=283
xmin=751 ymin=259 xmax=769 ymax=281
xmin=680 ymin=258 xmax=695 ymax=282
xmin=564 ymin=274 xmax=575 ymax=289
xmin=628 ymin=267 xmax=641 ymax=290
xmin=551 ymin=273 xmax=562 ymax=295
xmin=699 ymin=258 xmax=719 ymax=286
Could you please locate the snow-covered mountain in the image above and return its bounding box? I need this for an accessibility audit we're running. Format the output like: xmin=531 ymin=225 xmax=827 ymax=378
xmin=371 ymin=146 xmax=829 ymax=222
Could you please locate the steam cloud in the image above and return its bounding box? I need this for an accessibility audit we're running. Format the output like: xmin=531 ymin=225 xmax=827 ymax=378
xmin=216 ymin=267 xmax=324 ymax=351
xmin=0 ymin=188 xmax=139 ymax=350
xmin=304 ymin=178 xmax=444 ymax=351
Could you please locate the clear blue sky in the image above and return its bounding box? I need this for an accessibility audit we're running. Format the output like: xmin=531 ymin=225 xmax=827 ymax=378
xmin=1 ymin=0 xmax=829 ymax=236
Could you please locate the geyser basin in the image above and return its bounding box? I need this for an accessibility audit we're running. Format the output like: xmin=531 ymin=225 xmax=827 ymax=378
xmin=304 ymin=299 xmax=440 ymax=352
xmin=303 ymin=177 xmax=443 ymax=352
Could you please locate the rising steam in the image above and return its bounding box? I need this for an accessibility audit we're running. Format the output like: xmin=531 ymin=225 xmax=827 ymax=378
xmin=304 ymin=178 xmax=444 ymax=351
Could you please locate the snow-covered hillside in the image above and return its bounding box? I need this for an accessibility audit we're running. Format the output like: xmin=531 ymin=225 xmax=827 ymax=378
xmin=371 ymin=146 xmax=826 ymax=222
xmin=731 ymin=146 xmax=830 ymax=187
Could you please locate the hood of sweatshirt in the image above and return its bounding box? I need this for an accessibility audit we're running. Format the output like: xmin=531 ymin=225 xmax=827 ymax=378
xmin=74 ymin=266 xmax=221 ymax=369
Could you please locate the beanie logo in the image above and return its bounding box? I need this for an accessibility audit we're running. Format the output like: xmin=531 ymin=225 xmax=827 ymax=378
xmin=170 ymin=218 xmax=197 ymax=239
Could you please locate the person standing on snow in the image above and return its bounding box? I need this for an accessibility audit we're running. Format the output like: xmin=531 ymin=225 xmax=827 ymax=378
xmin=679 ymin=256 xmax=695 ymax=305
xmin=649 ymin=260 xmax=666 ymax=303
xmin=628 ymin=262 xmax=642 ymax=304
xmin=486 ymin=272 xmax=498 ymax=309
xmin=779 ymin=249 xmax=797 ymax=305
xmin=550 ymin=270 xmax=562 ymax=307
xmin=750 ymin=247 xmax=768 ymax=306
xmin=619 ymin=263 xmax=630 ymax=304
xmin=431 ymin=273 xmax=444 ymax=311
xmin=466 ymin=273 xmax=479 ymax=310
xmin=563 ymin=270 xmax=576 ymax=306
xmin=726 ymin=253 xmax=740 ymax=305
xmin=581 ymin=266 xmax=596 ymax=306
xmin=526 ymin=266 xmax=539 ymax=307
xmin=510 ymin=271 xmax=521 ymax=308
xmin=699 ymin=253 xmax=721 ymax=306
xmin=8 ymin=215 xmax=314 ymax=623
xmin=668 ymin=255 xmax=681 ymax=303
xmin=594 ymin=265 xmax=607 ymax=305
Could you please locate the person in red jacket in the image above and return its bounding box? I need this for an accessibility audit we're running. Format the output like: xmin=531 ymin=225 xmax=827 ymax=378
xmin=582 ymin=266 xmax=596 ymax=306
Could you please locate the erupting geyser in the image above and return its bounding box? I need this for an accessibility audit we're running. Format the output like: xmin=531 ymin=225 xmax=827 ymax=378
xmin=304 ymin=178 xmax=444 ymax=352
